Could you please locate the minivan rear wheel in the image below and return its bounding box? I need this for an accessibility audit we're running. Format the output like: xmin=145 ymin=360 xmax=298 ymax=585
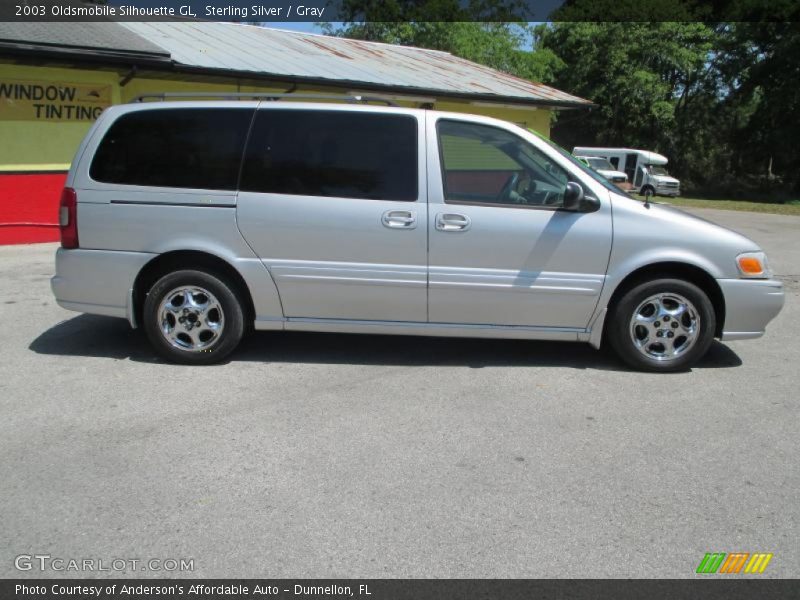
xmin=607 ymin=278 xmax=715 ymax=372
xmin=143 ymin=269 xmax=244 ymax=365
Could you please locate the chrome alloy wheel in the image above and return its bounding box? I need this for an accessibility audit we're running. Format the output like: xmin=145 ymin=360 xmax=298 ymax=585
xmin=157 ymin=286 xmax=224 ymax=352
xmin=629 ymin=293 xmax=700 ymax=362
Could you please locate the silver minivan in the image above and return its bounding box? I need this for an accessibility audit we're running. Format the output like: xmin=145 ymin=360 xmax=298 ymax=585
xmin=51 ymin=98 xmax=784 ymax=371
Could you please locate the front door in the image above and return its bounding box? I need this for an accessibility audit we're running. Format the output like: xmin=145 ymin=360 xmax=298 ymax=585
xmin=426 ymin=117 xmax=612 ymax=329
xmin=237 ymin=107 xmax=427 ymax=322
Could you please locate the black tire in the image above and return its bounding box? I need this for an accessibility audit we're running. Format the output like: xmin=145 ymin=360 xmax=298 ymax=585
xmin=607 ymin=278 xmax=716 ymax=372
xmin=640 ymin=185 xmax=655 ymax=197
xmin=142 ymin=269 xmax=245 ymax=365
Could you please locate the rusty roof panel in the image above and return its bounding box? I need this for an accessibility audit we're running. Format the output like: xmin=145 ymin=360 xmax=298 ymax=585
xmin=121 ymin=22 xmax=590 ymax=108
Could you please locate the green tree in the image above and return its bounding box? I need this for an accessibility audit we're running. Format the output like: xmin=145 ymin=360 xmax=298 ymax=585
xmin=717 ymin=22 xmax=800 ymax=192
xmin=536 ymin=22 xmax=725 ymax=189
xmin=538 ymin=21 xmax=800 ymax=195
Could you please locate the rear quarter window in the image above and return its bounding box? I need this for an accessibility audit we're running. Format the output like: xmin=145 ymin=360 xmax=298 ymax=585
xmin=90 ymin=108 xmax=253 ymax=190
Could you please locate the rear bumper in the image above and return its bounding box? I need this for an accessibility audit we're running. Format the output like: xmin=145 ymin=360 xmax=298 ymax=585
xmin=717 ymin=278 xmax=784 ymax=341
xmin=51 ymin=248 xmax=155 ymax=325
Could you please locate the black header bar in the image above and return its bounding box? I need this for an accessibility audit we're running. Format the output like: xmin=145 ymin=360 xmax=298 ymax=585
xmin=2 ymin=0 xmax=798 ymax=23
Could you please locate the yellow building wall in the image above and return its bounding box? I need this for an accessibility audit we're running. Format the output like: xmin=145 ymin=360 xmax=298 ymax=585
xmin=0 ymin=62 xmax=553 ymax=172
xmin=435 ymin=99 xmax=551 ymax=134
xmin=0 ymin=63 xmax=121 ymax=170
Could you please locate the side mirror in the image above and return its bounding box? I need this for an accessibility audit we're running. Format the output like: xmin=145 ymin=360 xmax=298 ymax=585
xmin=563 ymin=181 xmax=585 ymax=211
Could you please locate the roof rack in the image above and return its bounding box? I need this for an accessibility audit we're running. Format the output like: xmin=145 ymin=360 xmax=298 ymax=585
xmin=129 ymin=92 xmax=399 ymax=107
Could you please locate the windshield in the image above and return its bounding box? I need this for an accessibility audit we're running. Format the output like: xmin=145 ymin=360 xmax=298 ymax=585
xmin=648 ymin=165 xmax=670 ymax=176
xmin=586 ymin=157 xmax=615 ymax=171
xmin=523 ymin=128 xmax=623 ymax=194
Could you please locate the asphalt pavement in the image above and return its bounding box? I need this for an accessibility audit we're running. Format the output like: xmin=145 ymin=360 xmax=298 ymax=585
xmin=0 ymin=207 xmax=797 ymax=578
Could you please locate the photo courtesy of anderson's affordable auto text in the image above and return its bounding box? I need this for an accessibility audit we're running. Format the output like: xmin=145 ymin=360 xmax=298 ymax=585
xmin=1 ymin=1 xmax=798 ymax=598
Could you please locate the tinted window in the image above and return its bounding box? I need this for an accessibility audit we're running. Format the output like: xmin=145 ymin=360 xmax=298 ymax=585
xmin=90 ymin=108 xmax=253 ymax=190
xmin=240 ymin=110 xmax=417 ymax=201
xmin=438 ymin=120 xmax=569 ymax=208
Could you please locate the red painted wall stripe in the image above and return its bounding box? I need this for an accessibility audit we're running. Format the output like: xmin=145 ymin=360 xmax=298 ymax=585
xmin=0 ymin=171 xmax=67 ymax=245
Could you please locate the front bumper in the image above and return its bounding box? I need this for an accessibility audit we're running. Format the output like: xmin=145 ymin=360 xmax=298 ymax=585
xmin=51 ymin=248 xmax=155 ymax=324
xmin=717 ymin=278 xmax=784 ymax=340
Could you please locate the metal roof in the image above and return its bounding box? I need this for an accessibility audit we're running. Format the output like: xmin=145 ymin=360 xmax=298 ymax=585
xmin=120 ymin=22 xmax=590 ymax=108
xmin=0 ymin=22 xmax=169 ymax=59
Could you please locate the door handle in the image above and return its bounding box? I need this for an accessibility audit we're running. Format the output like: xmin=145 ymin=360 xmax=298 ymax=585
xmin=382 ymin=210 xmax=416 ymax=229
xmin=435 ymin=213 xmax=471 ymax=232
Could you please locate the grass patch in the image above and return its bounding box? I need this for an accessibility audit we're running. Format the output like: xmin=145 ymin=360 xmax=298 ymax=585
xmin=645 ymin=196 xmax=800 ymax=216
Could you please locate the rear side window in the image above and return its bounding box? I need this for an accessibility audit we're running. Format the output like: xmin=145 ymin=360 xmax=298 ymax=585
xmin=90 ymin=108 xmax=253 ymax=190
xmin=240 ymin=110 xmax=418 ymax=201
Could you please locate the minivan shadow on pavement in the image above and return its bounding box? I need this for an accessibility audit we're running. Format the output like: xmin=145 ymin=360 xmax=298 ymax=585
xmin=30 ymin=314 xmax=743 ymax=371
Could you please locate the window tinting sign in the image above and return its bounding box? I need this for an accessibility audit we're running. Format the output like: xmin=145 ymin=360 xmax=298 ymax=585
xmin=0 ymin=78 xmax=112 ymax=121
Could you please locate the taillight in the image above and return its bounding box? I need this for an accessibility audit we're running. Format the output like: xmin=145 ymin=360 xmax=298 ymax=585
xmin=59 ymin=187 xmax=79 ymax=249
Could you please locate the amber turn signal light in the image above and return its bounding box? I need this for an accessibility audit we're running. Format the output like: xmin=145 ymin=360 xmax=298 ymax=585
xmin=738 ymin=256 xmax=763 ymax=274
xmin=736 ymin=252 xmax=770 ymax=278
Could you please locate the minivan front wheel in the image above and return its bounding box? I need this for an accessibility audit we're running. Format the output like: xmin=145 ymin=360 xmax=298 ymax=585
xmin=608 ymin=278 xmax=716 ymax=372
xmin=143 ymin=269 xmax=244 ymax=364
